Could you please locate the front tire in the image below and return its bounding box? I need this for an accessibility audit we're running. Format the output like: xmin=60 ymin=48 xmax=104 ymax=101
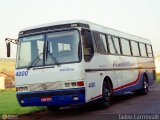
xmin=98 ymin=81 xmax=112 ymax=108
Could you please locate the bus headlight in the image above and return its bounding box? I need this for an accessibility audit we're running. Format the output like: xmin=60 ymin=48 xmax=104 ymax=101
xmin=16 ymin=86 xmax=29 ymax=92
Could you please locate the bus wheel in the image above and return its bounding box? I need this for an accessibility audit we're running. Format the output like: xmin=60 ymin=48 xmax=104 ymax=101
xmin=135 ymin=76 xmax=149 ymax=95
xmin=47 ymin=106 xmax=60 ymax=111
xmin=140 ymin=76 xmax=149 ymax=95
xmin=98 ymin=81 xmax=112 ymax=108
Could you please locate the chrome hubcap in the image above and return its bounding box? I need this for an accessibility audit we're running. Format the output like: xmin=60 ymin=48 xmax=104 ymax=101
xmin=104 ymin=88 xmax=111 ymax=101
xmin=144 ymin=81 xmax=148 ymax=93
xmin=144 ymin=82 xmax=148 ymax=89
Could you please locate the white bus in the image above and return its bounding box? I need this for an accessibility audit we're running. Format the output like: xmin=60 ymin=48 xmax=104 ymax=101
xmin=6 ymin=20 xmax=156 ymax=110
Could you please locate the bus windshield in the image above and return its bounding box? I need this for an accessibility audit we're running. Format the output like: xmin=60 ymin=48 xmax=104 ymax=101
xmin=16 ymin=30 xmax=81 ymax=69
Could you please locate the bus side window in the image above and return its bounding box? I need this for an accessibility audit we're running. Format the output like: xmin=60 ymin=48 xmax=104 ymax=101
xmin=131 ymin=41 xmax=140 ymax=56
xmin=107 ymin=35 xmax=117 ymax=54
xmin=112 ymin=36 xmax=121 ymax=55
xmin=146 ymin=44 xmax=153 ymax=57
xmin=82 ymin=30 xmax=94 ymax=62
xmin=94 ymin=32 xmax=108 ymax=54
xmin=139 ymin=43 xmax=147 ymax=57
xmin=121 ymin=38 xmax=132 ymax=56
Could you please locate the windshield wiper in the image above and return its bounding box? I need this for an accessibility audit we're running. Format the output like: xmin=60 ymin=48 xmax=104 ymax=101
xmin=47 ymin=53 xmax=61 ymax=67
xmin=27 ymin=53 xmax=43 ymax=70
xmin=46 ymin=41 xmax=61 ymax=67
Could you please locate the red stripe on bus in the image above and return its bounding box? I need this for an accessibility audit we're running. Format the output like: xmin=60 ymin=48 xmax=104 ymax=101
xmin=113 ymin=70 xmax=141 ymax=92
xmin=89 ymin=70 xmax=141 ymax=101
xmin=89 ymin=94 xmax=102 ymax=101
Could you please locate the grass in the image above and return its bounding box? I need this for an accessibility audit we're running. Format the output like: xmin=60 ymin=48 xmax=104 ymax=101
xmin=0 ymin=88 xmax=47 ymax=116
xmin=157 ymin=74 xmax=160 ymax=82
xmin=0 ymin=59 xmax=47 ymax=116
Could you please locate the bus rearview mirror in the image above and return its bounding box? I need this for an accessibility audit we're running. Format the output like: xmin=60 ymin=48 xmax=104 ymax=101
xmin=6 ymin=42 xmax=11 ymax=57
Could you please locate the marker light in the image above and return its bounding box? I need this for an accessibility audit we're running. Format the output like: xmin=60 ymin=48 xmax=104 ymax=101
xmin=73 ymin=96 xmax=79 ymax=101
xmin=21 ymin=100 xmax=24 ymax=104
xmin=77 ymin=81 xmax=84 ymax=87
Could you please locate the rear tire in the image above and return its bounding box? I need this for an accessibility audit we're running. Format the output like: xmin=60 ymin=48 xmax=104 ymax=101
xmin=47 ymin=106 xmax=60 ymax=111
xmin=98 ymin=81 xmax=112 ymax=109
xmin=135 ymin=75 xmax=149 ymax=95
xmin=140 ymin=76 xmax=149 ymax=95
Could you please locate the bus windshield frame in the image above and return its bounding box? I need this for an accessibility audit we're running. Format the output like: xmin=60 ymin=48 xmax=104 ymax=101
xmin=16 ymin=29 xmax=82 ymax=69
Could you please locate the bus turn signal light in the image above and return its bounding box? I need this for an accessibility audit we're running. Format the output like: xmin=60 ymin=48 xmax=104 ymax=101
xmin=77 ymin=81 xmax=84 ymax=87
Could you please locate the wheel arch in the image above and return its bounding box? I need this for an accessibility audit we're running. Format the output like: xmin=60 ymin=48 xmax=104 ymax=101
xmin=143 ymin=72 xmax=149 ymax=83
xmin=103 ymin=76 xmax=113 ymax=92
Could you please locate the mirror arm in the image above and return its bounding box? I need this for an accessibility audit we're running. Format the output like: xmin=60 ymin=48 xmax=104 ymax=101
xmin=5 ymin=38 xmax=19 ymax=44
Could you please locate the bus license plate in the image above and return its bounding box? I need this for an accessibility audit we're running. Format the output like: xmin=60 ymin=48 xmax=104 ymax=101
xmin=41 ymin=97 xmax=52 ymax=102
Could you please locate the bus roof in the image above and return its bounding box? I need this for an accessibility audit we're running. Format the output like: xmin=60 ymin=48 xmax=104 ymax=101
xmin=21 ymin=20 xmax=151 ymax=44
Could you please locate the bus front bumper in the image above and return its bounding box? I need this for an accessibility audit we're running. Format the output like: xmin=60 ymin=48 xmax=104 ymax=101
xmin=16 ymin=87 xmax=85 ymax=107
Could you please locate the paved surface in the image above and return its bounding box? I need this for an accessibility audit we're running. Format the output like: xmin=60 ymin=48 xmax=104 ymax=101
xmin=18 ymin=83 xmax=160 ymax=120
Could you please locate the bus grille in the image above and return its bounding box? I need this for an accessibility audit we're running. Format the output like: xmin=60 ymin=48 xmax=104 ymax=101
xmin=29 ymin=82 xmax=63 ymax=91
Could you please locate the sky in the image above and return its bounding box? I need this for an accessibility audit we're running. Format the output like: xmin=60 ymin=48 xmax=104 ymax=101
xmin=0 ymin=0 xmax=160 ymax=58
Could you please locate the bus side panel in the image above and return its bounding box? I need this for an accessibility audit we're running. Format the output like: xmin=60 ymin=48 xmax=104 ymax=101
xmin=113 ymin=69 xmax=156 ymax=96
xmin=85 ymin=72 xmax=103 ymax=102
xmin=112 ymin=69 xmax=142 ymax=95
xmin=85 ymin=70 xmax=121 ymax=102
xmin=146 ymin=69 xmax=156 ymax=86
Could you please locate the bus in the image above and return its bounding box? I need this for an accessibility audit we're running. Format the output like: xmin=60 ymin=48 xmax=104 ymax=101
xmin=6 ymin=20 xmax=156 ymax=110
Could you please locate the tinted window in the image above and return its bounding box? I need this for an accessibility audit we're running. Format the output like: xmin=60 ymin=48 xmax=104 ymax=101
xmin=146 ymin=44 xmax=153 ymax=57
xmin=107 ymin=35 xmax=116 ymax=54
xmin=121 ymin=38 xmax=131 ymax=55
xmin=94 ymin=32 xmax=107 ymax=54
xmin=82 ymin=30 xmax=94 ymax=62
xmin=131 ymin=41 xmax=140 ymax=56
xmin=101 ymin=34 xmax=108 ymax=53
xmin=112 ymin=36 xmax=121 ymax=54
xmin=139 ymin=43 xmax=147 ymax=57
